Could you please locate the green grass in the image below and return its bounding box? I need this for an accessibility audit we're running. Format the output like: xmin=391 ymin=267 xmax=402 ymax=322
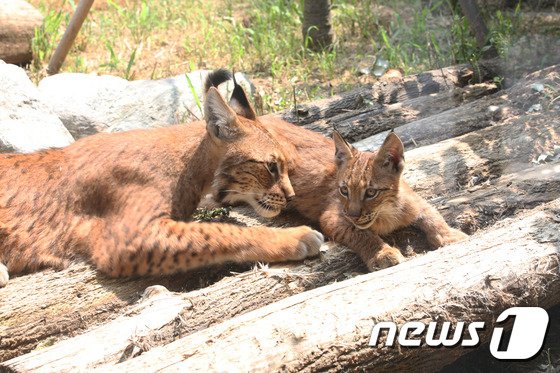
xmin=29 ymin=0 xmax=528 ymax=113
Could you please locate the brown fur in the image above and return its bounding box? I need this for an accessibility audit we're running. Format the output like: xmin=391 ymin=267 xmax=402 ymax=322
xmin=0 ymin=72 xmax=323 ymax=287
xmin=208 ymin=73 xmax=468 ymax=270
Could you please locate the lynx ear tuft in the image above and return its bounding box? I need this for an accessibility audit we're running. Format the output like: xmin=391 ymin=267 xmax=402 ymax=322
xmin=204 ymin=69 xmax=232 ymax=93
xmin=204 ymin=87 xmax=240 ymax=141
xmin=333 ymin=131 xmax=354 ymax=168
xmin=229 ymin=73 xmax=257 ymax=120
xmin=377 ymin=132 xmax=404 ymax=173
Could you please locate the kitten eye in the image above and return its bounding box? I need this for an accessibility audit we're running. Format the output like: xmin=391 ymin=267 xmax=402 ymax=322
xmin=339 ymin=185 xmax=349 ymax=197
xmin=266 ymin=162 xmax=278 ymax=175
xmin=365 ymin=188 xmax=379 ymax=199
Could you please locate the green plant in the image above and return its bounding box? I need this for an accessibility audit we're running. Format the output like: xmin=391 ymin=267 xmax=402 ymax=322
xmin=185 ymin=72 xmax=203 ymax=118
xmin=193 ymin=207 xmax=231 ymax=222
xmin=31 ymin=6 xmax=67 ymax=68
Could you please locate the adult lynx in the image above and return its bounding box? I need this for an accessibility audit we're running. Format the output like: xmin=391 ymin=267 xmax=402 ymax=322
xmin=0 ymin=69 xmax=323 ymax=287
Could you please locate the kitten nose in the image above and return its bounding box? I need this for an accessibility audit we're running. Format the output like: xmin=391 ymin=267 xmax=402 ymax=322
xmin=346 ymin=203 xmax=361 ymax=218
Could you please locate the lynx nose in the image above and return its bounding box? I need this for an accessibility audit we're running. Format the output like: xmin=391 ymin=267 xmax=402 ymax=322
xmin=280 ymin=175 xmax=295 ymax=200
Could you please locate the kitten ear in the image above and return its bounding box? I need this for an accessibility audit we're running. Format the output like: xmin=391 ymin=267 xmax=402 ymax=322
xmin=376 ymin=131 xmax=404 ymax=173
xmin=228 ymin=73 xmax=257 ymax=120
xmin=204 ymin=87 xmax=241 ymax=141
xmin=333 ymin=131 xmax=354 ymax=168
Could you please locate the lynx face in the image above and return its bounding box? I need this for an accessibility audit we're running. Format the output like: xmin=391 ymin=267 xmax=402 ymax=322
xmin=333 ymin=131 xmax=404 ymax=229
xmin=205 ymin=70 xmax=295 ymax=218
xmin=212 ymin=119 xmax=295 ymax=218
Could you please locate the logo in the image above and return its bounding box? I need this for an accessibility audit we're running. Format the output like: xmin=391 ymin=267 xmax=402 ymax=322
xmin=368 ymin=307 xmax=549 ymax=360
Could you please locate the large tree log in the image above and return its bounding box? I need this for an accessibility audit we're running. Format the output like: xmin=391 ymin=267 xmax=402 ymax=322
xmin=0 ymin=107 xmax=557 ymax=362
xmin=279 ymin=63 xmax=490 ymax=127
xmin=78 ymin=199 xmax=560 ymax=372
xmin=354 ymin=64 xmax=558 ymax=150
xmin=3 ymin=171 xmax=559 ymax=371
xmin=402 ymin=110 xmax=559 ymax=197
xmin=0 ymin=0 xmax=44 ymax=65
xmin=301 ymin=82 xmax=497 ymax=142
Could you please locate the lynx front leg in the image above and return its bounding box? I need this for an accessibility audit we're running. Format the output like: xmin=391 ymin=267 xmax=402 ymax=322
xmin=319 ymin=206 xmax=404 ymax=270
xmin=90 ymin=219 xmax=323 ymax=278
xmin=414 ymin=199 xmax=468 ymax=248
xmin=0 ymin=262 xmax=9 ymax=287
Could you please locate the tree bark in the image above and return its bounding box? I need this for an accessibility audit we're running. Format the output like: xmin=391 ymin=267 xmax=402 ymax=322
xmin=301 ymin=82 xmax=497 ymax=142
xmin=302 ymin=0 xmax=334 ymax=51
xmin=458 ymin=0 xmax=497 ymax=58
xmin=280 ymin=63 xmax=488 ymax=127
xmin=78 ymin=200 xmax=560 ymax=372
xmin=0 ymin=0 xmax=44 ymax=65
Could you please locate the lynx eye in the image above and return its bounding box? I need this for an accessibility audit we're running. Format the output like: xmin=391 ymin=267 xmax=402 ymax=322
xmin=365 ymin=188 xmax=380 ymax=199
xmin=339 ymin=185 xmax=349 ymax=197
xmin=266 ymin=162 xmax=278 ymax=175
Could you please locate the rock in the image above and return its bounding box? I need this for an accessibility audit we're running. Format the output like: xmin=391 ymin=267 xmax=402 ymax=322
xmin=531 ymin=83 xmax=545 ymax=93
xmin=528 ymin=103 xmax=542 ymax=113
xmin=0 ymin=61 xmax=74 ymax=153
xmin=38 ymin=70 xmax=255 ymax=139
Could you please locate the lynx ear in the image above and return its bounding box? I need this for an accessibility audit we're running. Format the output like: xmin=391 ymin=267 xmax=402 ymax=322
xmin=228 ymin=73 xmax=257 ymax=120
xmin=204 ymin=87 xmax=241 ymax=141
xmin=333 ymin=131 xmax=354 ymax=168
xmin=376 ymin=131 xmax=404 ymax=173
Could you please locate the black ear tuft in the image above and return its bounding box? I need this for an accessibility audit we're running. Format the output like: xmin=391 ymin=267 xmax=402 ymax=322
xmin=204 ymin=69 xmax=233 ymax=93
xmin=229 ymin=73 xmax=257 ymax=120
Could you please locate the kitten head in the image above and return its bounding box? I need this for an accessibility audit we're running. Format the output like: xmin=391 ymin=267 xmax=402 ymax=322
xmin=332 ymin=131 xmax=404 ymax=229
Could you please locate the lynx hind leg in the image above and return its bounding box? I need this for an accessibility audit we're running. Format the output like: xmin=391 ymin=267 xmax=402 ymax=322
xmin=415 ymin=200 xmax=469 ymax=248
xmin=0 ymin=262 xmax=9 ymax=288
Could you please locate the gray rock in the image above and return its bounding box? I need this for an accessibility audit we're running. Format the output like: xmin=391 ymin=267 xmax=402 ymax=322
xmin=38 ymin=70 xmax=255 ymax=139
xmin=0 ymin=61 xmax=74 ymax=153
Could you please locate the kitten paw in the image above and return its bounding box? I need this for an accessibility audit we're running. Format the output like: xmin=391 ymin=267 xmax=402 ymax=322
xmin=367 ymin=245 xmax=404 ymax=270
xmin=434 ymin=228 xmax=469 ymax=247
xmin=0 ymin=263 xmax=9 ymax=288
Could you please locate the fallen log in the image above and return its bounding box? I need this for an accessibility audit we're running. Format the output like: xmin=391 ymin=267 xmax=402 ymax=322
xmin=354 ymin=64 xmax=558 ymax=151
xmin=87 ymin=199 xmax=560 ymax=372
xmin=1 ymin=105 xmax=558 ymax=362
xmin=0 ymin=0 xmax=44 ymax=65
xmin=434 ymin=162 xmax=560 ymax=233
xmin=280 ymin=63 xmax=490 ymax=127
xmin=301 ymin=82 xmax=497 ymax=142
xmin=4 ymin=174 xmax=560 ymax=371
xmin=402 ymin=110 xmax=560 ymax=197
xmin=7 ymin=164 xmax=560 ymax=371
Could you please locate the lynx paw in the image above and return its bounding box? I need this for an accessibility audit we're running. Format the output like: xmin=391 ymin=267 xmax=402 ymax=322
xmin=367 ymin=245 xmax=404 ymax=271
xmin=285 ymin=227 xmax=324 ymax=261
xmin=0 ymin=263 xmax=9 ymax=288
